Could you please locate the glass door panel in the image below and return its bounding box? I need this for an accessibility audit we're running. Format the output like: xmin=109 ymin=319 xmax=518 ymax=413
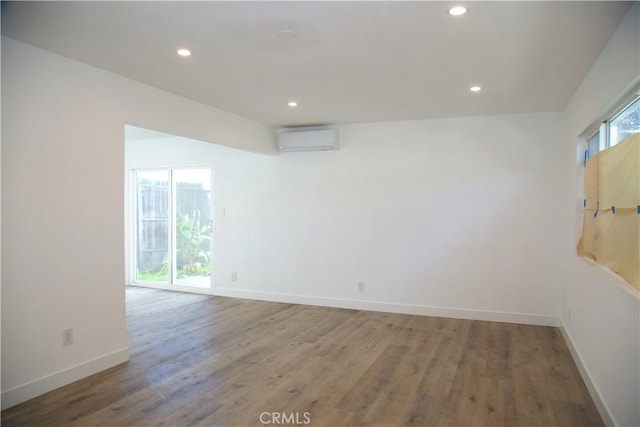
xmin=173 ymin=169 xmax=212 ymax=288
xmin=135 ymin=170 xmax=170 ymax=283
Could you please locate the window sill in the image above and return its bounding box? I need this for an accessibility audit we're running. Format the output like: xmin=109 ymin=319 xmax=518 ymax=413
xmin=578 ymin=255 xmax=640 ymax=299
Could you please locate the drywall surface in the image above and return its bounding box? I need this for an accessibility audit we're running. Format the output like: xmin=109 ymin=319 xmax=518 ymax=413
xmin=128 ymin=110 xmax=565 ymax=324
xmin=561 ymin=4 xmax=640 ymax=426
xmin=1 ymin=37 xmax=273 ymax=408
xmin=125 ymin=133 xmax=273 ymax=294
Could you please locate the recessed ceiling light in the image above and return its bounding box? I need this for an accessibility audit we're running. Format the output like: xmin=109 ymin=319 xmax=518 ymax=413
xmin=277 ymin=30 xmax=297 ymax=41
xmin=470 ymin=85 xmax=482 ymax=92
xmin=288 ymin=101 xmax=298 ymax=108
xmin=177 ymin=48 xmax=192 ymax=57
xmin=449 ymin=6 xmax=467 ymax=16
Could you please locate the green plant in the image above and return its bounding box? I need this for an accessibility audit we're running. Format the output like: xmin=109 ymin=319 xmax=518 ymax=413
xmin=137 ymin=269 xmax=168 ymax=282
xmin=176 ymin=210 xmax=211 ymax=270
xmin=138 ymin=256 xmax=210 ymax=282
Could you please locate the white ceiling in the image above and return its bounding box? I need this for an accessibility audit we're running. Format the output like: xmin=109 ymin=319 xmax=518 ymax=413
xmin=1 ymin=1 xmax=633 ymax=128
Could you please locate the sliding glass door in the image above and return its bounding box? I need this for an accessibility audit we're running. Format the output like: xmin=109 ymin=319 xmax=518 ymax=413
xmin=134 ymin=168 xmax=212 ymax=289
xmin=173 ymin=169 xmax=212 ymax=287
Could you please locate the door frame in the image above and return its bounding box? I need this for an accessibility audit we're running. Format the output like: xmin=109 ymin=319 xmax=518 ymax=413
xmin=127 ymin=164 xmax=215 ymax=295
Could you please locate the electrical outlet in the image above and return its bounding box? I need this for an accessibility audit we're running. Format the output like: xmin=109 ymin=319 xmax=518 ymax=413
xmin=63 ymin=328 xmax=74 ymax=346
xmin=358 ymin=282 xmax=365 ymax=292
xmin=231 ymin=272 xmax=237 ymax=282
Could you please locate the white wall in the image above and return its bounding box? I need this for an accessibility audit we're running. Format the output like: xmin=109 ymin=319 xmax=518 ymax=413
xmin=560 ymin=4 xmax=639 ymax=426
xmin=125 ymin=133 xmax=273 ymax=294
xmin=0 ymin=37 xmax=273 ymax=409
xmin=128 ymin=110 xmax=565 ymax=326
xmin=5 ymin=4 xmax=638 ymax=419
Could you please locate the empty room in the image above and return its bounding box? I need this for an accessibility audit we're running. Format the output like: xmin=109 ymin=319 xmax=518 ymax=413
xmin=1 ymin=1 xmax=639 ymax=427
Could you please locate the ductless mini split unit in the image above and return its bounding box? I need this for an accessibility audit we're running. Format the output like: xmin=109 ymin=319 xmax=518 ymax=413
xmin=277 ymin=127 xmax=340 ymax=152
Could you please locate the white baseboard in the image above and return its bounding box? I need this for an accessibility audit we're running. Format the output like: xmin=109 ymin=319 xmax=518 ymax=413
xmin=213 ymin=287 xmax=559 ymax=327
xmin=1 ymin=347 xmax=129 ymax=410
xmin=559 ymin=324 xmax=616 ymax=427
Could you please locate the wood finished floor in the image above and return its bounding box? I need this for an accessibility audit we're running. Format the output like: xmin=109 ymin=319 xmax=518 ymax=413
xmin=2 ymin=286 xmax=603 ymax=427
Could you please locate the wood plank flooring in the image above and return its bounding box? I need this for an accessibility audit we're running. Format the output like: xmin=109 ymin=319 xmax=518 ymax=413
xmin=2 ymin=286 xmax=603 ymax=427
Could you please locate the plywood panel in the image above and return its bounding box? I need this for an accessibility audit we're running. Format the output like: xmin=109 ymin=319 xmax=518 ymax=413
xmin=578 ymin=134 xmax=639 ymax=289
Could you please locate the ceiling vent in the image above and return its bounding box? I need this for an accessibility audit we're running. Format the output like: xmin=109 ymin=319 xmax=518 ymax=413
xmin=277 ymin=127 xmax=340 ymax=152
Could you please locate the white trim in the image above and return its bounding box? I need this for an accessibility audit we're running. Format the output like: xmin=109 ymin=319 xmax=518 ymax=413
xmin=559 ymin=324 xmax=616 ymax=427
xmin=128 ymin=282 xmax=215 ymax=296
xmin=1 ymin=348 xmax=129 ymax=410
xmin=212 ymin=287 xmax=560 ymax=327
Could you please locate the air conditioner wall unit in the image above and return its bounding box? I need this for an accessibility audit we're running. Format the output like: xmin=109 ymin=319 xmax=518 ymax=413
xmin=277 ymin=128 xmax=340 ymax=152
